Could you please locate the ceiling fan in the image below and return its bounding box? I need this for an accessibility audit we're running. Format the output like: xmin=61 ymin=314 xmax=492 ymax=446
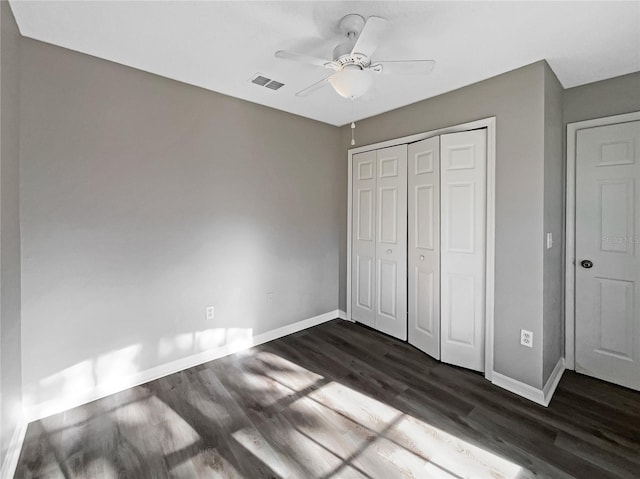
xmin=275 ymin=14 xmax=435 ymax=99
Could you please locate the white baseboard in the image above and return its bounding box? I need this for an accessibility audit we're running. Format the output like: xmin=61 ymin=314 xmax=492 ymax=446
xmin=492 ymin=357 xmax=565 ymax=407
xmin=337 ymin=309 xmax=352 ymax=321
xmin=23 ymin=310 xmax=340 ymax=422
xmin=1 ymin=419 xmax=28 ymax=479
xmin=542 ymin=357 xmax=565 ymax=406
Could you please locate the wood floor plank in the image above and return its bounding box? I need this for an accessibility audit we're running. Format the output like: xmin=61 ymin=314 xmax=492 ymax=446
xmin=14 ymin=319 xmax=640 ymax=479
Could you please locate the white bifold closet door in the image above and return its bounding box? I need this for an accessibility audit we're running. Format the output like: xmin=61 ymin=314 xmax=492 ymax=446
xmin=408 ymin=136 xmax=441 ymax=358
xmin=352 ymin=145 xmax=408 ymax=340
xmin=408 ymin=129 xmax=487 ymax=372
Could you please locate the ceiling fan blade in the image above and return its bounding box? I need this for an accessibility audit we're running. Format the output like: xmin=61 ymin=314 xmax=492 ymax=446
xmin=295 ymin=75 xmax=333 ymax=97
xmin=373 ymin=60 xmax=436 ymax=75
xmin=351 ymin=16 xmax=388 ymax=58
xmin=275 ymin=50 xmax=335 ymax=69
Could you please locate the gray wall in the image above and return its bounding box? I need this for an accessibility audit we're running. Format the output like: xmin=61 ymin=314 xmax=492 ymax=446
xmin=341 ymin=62 xmax=551 ymax=388
xmin=563 ymin=71 xmax=640 ymax=124
xmin=0 ymin=0 xmax=22 ymax=464
xmin=542 ymin=65 xmax=564 ymax=384
xmin=20 ymin=39 xmax=343 ymax=412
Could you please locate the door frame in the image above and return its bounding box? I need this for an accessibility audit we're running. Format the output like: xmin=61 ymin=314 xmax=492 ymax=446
xmin=346 ymin=117 xmax=496 ymax=381
xmin=564 ymin=111 xmax=640 ymax=370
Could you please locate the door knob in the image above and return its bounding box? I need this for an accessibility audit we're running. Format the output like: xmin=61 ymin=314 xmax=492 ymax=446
xmin=386 ymin=249 xmax=392 ymax=254
xmin=580 ymin=259 xmax=594 ymax=269
xmin=420 ymin=255 xmax=425 ymax=260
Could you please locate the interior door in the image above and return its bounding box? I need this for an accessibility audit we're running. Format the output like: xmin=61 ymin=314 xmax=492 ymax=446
xmin=440 ymin=129 xmax=487 ymax=372
xmin=375 ymin=144 xmax=408 ymax=340
xmin=575 ymin=120 xmax=640 ymax=391
xmin=408 ymin=137 xmax=440 ymax=358
xmin=351 ymin=150 xmax=377 ymax=328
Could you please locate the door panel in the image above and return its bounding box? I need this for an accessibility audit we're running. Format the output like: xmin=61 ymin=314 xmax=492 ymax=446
xmin=379 ymin=187 xmax=399 ymax=244
xmin=375 ymin=144 xmax=408 ymax=340
xmin=440 ymin=130 xmax=487 ymax=372
xmin=595 ymin=278 xmax=633 ymax=360
xmin=356 ymin=256 xmax=373 ymax=310
xmin=447 ymin=274 xmax=476 ymax=345
xmin=446 ymin=182 xmax=476 ymax=253
xmin=408 ymin=137 xmax=440 ymax=357
xmin=356 ymin=189 xmax=374 ymax=242
xmin=378 ymin=260 xmax=398 ymax=318
xmin=575 ymin=120 xmax=640 ymax=391
xmin=351 ymin=151 xmax=376 ymax=327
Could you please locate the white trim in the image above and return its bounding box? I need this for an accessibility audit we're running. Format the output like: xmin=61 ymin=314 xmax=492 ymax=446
xmin=1 ymin=419 xmax=28 ymax=479
xmin=492 ymin=371 xmax=546 ymax=406
xmin=337 ymin=309 xmax=352 ymax=321
xmin=346 ymin=152 xmax=353 ymax=321
xmin=23 ymin=310 xmax=340 ymax=422
xmin=492 ymin=358 xmax=564 ymax=407
xmin=542 ymin=358 xmax=566 ymax=406
xmin=565 ymin=111 xmax=640 ymax=370
xmin=346 ymin=117 xmax=496 ymax=381
xmin=348 ymin=118 xmax=495 ymax=155
xmin=484 ymin=118 xmax=497 ymax=381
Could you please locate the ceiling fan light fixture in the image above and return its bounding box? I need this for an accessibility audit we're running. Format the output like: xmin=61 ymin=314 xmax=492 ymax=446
xmin=329 ymin=65 xmax=373 ymax=99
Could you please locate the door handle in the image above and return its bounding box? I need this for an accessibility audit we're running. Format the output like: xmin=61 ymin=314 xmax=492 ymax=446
xmin=386 ymin=249 xmax=392 ymax=254
xmin=580 ymin=259 xmax=594 ymax=269
xmin=420 ymin=255 xmax=425 ymax=261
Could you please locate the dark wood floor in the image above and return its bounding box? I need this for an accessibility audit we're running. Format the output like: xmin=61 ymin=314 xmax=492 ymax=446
xmin=15 ymin=319 xmax=640 ymax=478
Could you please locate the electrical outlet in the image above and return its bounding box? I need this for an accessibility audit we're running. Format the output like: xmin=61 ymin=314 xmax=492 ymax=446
xmin=520 ymin=329 xmax=533 ymax=348
xmin=267 ymin=292 xmax=274 ymax=302
xmin=206 ymin=306 xmax=215 ymax=320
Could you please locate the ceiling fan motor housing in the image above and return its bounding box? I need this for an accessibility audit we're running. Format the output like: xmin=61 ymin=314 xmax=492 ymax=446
xmin=333 ymin=14 xmax=370 ymax=69
xmin=337 ymin=14 xmax=365 ymax=37
xmin=333 ymin=42 xmax=370 ymax=69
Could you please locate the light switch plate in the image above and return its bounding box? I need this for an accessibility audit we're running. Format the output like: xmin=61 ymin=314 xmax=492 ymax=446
xmin=546 ymin=232 xmax=553 ymax=249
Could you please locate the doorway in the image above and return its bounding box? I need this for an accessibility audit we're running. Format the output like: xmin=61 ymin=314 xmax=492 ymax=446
xmin=566 ymin=112 xmax=640 ymax=391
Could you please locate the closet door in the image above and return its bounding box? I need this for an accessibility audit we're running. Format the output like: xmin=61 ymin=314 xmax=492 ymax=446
xmin=408 ymin=137 xmax=440 ymax=358
xmin=351 ymin=150 xmax=377 ymax=328
xmin=440 ymin=129 xmax=487 ymax=372
xmin=375 ymin=145 xmax=408 ymax=340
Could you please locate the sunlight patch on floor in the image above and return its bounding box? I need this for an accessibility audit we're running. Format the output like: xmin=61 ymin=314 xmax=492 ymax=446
xmin=309 ymin=381 xmax=401 ymax=433
xmin=87 ymin=457 xmax=119 ymax=479
xmin=170 ymin=446 xmax=244 ymax=479
xmin=231 ymin=427 xmax=290 ymax=477
xmin=265 ymin=370 xmax=524 ymax=479
xmin=112 ymin=395 xmax=201 ymax=455
xmin=254 ymin=350 xmax=325 ymax=391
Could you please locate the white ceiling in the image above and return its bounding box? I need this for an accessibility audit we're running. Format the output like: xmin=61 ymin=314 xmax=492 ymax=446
xmin=9 ymin=1 xmax=640 ymax=126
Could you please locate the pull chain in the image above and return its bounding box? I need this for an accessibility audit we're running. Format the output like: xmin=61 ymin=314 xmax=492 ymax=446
xmin=350 ymin=99 xmax=356 ymax=146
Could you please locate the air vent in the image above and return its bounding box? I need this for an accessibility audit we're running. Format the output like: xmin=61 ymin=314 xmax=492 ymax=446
xmin=251 ymin=75 xmax=271 ymax=86
xmin=265 ymin=81 xmax=284 ymax=91
xmin=249 ymin=73 xmax=285 ymax=91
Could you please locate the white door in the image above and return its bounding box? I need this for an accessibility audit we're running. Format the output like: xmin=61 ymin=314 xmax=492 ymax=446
xmin=351 ymin=150 xmax=377 ymax=328
xmin=575 ymin=120 xmax=640 ymax=391
xmin=440 ymin=130 xmax=487 ymax=372
xmin=408 ymin=137 xmax=441 ymax=358
xmin=351 ymin=145 xmax=407 ymax=340
xmin=375 ymin=145 xmax=408 ymax=340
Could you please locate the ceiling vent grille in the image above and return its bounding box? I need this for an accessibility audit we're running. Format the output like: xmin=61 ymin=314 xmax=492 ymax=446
xmin=265 ymin=80 xmax=284 ymax=90
xmin=249 ymin=73 xmax=285 ymax=91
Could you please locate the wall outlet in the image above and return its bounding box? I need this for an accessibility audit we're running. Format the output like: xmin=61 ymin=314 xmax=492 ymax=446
xmin=206 ymin=306 xmax=215 ymax=320
xmin=520 ymin=329 xmax=533 ymax=348
xmin=546 ymin=232 xmax=553 ymax=249
xmin=267 ymin=292 xmax=274 ymax=302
